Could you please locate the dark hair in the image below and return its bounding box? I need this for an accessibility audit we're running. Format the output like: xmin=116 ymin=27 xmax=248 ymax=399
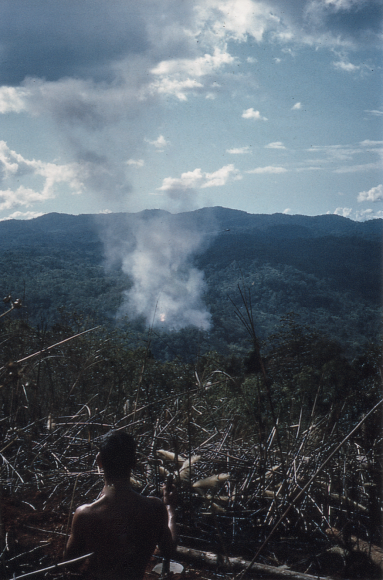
xmin=99 ymin=430 xmax=136 ymax=479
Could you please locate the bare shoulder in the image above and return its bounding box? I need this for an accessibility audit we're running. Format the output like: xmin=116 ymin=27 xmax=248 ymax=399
xmin=137 ymin=493 xmax=166 ymax=512
xmin=72 ymin=497 xmax=104 ymax=523
xmin=148 ymin=495 xmax=167 ymax=511
xmin=71 ymin=503 xmax=92 ymax=526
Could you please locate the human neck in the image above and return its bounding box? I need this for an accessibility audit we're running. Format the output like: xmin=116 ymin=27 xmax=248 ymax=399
xmin=103 ymin=474 xmax=132 ymax=493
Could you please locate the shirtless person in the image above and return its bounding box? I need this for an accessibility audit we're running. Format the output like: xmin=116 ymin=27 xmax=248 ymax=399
xmin=65 ymin=430 xmax=176 ymax=580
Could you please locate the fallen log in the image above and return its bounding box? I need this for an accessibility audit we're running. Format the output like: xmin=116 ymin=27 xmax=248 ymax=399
xmin=326 ymin=527 xmax=383 ymax=572
xmin=175 ymin=545 xmax=334 ymax=580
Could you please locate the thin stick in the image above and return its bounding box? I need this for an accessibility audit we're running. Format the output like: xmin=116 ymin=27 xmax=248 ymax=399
xmin=8 ymin=552 xmax=94 ymax=580
xmin=0 ymin=326 xmax=101 ymax=370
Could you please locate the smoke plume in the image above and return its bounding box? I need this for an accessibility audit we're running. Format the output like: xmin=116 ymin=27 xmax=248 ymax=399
xmin=102 ymin=212 xmax=212 ymax=331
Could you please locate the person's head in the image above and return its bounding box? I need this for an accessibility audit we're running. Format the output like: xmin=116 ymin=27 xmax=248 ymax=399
xmin=97 ymin=430 xmax=136 ymax=480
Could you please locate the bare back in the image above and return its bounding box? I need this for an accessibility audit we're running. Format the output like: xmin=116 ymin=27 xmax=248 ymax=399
xmin=66 ymin=485 xmax=171 ymax=580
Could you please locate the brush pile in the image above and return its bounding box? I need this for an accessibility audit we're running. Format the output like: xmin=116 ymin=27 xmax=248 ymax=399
xmin=0 ymin=314 xmax=382 ymax=579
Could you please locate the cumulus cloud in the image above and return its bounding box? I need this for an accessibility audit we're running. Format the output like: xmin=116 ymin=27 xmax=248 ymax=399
xmin=226 ymin=146 xmax=251 ymax=154
xmin=265 ymin=141 xmax=286 ymax=149
xmin=158 ymin=164 xmax=240 ymax=196
xmin=0 ymin=86 xmax=28 ymax=113
xmin=146 ymin=47 xmax=240 ymax=101
xmin=196 ymin=0 xmax=280 ymax=44
xmin=126 ymin=159 xmax=145 ymax=167
xmin=291 ymin=102 xmax=301 ymax=110
xmin=0 ymin=141 xmax=85 ymax=211
xmin=332 ymin=59 xmax=360 ymax=72
xmin=247 ymin=166 xmax=287 ymax=174
xmin=242 ymin=108 xmax=268 ymax=121
xmin=159 ymin=168 xmax=203 ymax=192
xmin=0 ymin=187 xmax=52 ymax=212
xmin=149 ymin=77 xmax=203 ymax=101
xmin=203 ymin=165 xmax=242 ymax=187
xmin=357 ymin=184 xmax=383 ymax=202
xmin=146 ymin=135 xmax=170 ymax=149
xmin=334 ymin=207 xmax=352 ymax=218
xmin=0 ymin=210 xmax=44 ymax=221
xmin=355 ymin=208 xmax=377 ymax=221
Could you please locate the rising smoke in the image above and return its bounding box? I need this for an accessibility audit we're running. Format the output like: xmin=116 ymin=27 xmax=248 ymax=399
xmin=101 ymin=211 xmax=212 ymax=331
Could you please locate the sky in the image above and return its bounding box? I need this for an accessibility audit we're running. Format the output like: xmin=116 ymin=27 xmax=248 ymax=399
xmin=0 ymin=0 xmax=382 ymax=223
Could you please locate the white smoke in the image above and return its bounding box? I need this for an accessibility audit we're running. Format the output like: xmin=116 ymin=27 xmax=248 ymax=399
xmin=103 ymin=213 xmax=212 ymax=331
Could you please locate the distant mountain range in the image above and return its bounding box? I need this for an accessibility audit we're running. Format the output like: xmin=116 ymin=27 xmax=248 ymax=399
xmin=0 ymin=207 xmax=381 ymax=358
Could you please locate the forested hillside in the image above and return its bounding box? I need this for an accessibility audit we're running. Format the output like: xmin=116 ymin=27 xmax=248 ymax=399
xmin=1 ymin=209 xmax=382 ymax=580
xmin=0 ymin=207 xmax=381 ymax=359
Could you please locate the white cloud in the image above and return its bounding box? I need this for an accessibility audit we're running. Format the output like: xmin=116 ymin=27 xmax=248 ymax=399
xmin=158 ymin=168 xmax=204 ymax=193
xmin=360 ymin=140 xmax=383 ymax=147
xmin=158 ymin=164 xmax=240 ymax=194
xmin=0 ymin=86 xmax=28 ymax=113
xmin=247 ymin=166 xmax=287 ymax=174
xmin=151 ymin=48 xmax=235 ymax=78
xmin=0 ymin=210 xmax=44 ymax=221
xmin=334 ymin=207 xmax=352 ymax=218
xmin=0 ymin=140 xmax=85 ymax=212
xmin=126 ymin=159 xmax=144 ymax=167
xmin=226 ymin=146 xmax=251 ymax=154
xmin=265 ymin=141 xmax=286 ymax=149
xmin=332 ymin=59 xmax=360 ymax=72
xmin=146 ymin=135 xmax=170 ymax=149
xmin=295 ymin=166 xmax=323 ymax=172
xmin=149 ymin=48 xmax=235 ymax=101
xmin=149 ymin=77 xmax=203 ymax=101
xmin=0 ymin=186 xmax=54 ymax=212
xmin=196 ymin=0 xmax=279 ymax=44
xmin=355 ymin=208 xmax=376 ymax=221
xmin=242 ymin=108 xmax=268 ymax=121
xmin=291 ymin=102 xmax=301 ymax=110
xmin=308 ymin=144 xmax=361 ymax=161
xmin=202 ymin=164 xmax=242 ymax=188
xmin=364 ymin=110 xmax=383 ymax=117
xmin=283 ymin=208 xmax=291 ymax=214
xmin=334 ymin=162 xmax=382 ymax=173
xmin=357 ymin=184 xmax=383 ymax=203
xmin=282 ymin=47 xmax=295 ymax=57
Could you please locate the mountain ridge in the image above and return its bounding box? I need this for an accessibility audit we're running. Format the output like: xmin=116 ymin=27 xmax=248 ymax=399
xmin=0 ymin=207 xmax=381 ymax=358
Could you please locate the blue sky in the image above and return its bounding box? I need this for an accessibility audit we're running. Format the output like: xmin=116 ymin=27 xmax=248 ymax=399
xmin=0 ymin=0 xmax=382 ymax=222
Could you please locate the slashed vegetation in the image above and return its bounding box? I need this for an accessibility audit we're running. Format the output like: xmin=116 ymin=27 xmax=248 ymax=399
xmin=0 ymin=299 xmax=382 ymax=579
